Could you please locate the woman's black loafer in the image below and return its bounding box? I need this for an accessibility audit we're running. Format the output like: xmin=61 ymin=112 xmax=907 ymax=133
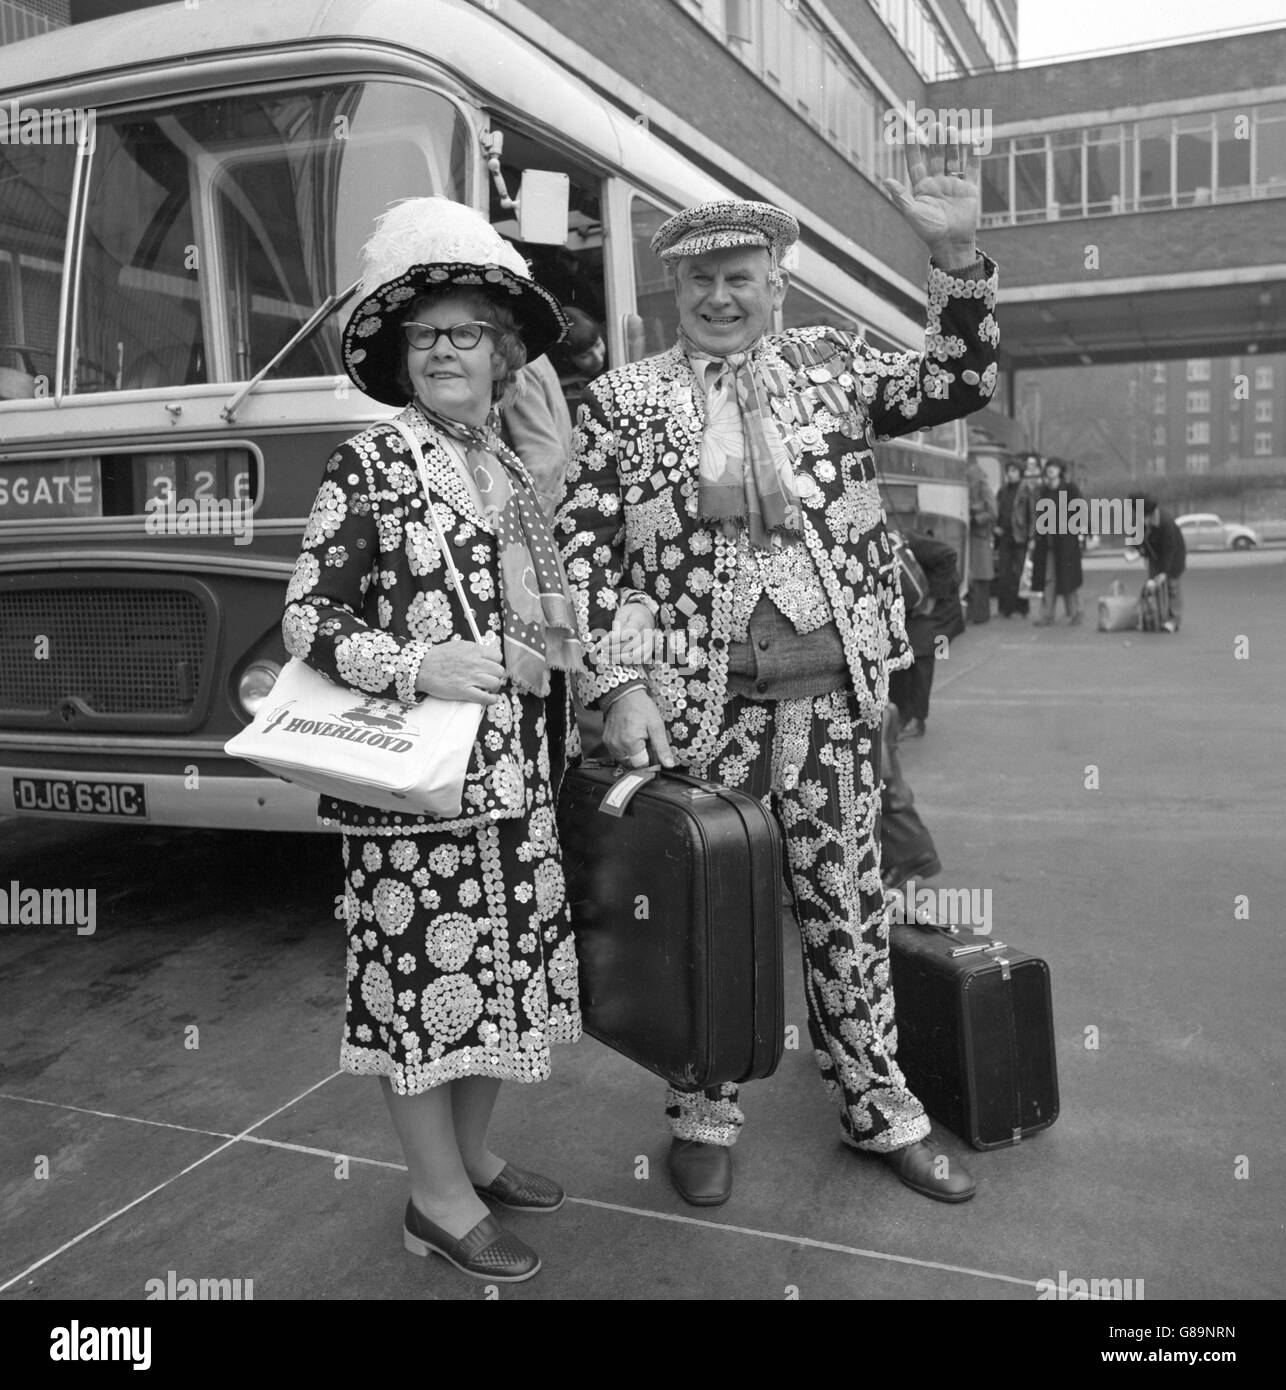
xmin=472 ymin=1164 xmax=565 ymax=1213
xmin=403 ymin=1201 xmax=541 ymax=1281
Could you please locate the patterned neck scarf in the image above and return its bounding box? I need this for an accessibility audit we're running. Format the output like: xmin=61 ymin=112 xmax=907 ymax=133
xmin=680 ymin=329 xmax=801 ymax=550
xmin=413 ymin=402 xmax=584 ymax=697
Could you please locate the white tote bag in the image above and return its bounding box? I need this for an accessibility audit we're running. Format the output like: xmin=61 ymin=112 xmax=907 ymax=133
xmin=225 ymin=421 xmax=489 ymax=817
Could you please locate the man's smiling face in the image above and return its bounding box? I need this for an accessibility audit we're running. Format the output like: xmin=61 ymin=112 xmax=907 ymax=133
xmin=673 ymin=246 xmax=786 ymax=355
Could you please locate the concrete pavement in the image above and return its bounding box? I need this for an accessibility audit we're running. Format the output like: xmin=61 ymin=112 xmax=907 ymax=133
xmin=0 ymin=552 xmax=1282 ymax=1305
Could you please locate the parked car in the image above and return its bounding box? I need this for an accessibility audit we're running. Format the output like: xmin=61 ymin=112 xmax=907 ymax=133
xmin=1175 ymin=513 xmax=1261 ymax=550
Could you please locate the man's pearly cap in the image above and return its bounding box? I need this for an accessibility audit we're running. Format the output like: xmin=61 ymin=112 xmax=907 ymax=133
xmin=650 ymin=199 xmax=799 ymax=265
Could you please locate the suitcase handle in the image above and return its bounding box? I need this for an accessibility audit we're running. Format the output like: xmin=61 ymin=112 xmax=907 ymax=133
xmin=579 ymin=759 xmax=724 ymax=816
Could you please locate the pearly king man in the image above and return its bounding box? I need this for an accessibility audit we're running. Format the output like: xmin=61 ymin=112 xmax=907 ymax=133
xmin=556 ymin=136 xmax=1000 ymax=1207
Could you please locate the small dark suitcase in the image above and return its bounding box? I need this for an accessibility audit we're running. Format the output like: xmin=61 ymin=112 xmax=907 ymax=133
xmin=890 ymin=924 xmax=1059 ymax=1150
xmin=557 ymin=763 xmax=785 ymax=1089
xmin=1139 ymin=575 xmax=1171 ymax=632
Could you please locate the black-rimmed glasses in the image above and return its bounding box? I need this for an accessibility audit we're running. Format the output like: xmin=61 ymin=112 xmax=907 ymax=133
xmin=402 ymin=320 xmax=497 ymax=352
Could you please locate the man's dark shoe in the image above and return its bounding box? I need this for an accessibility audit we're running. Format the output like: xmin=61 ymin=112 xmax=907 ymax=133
xmin=900 ymin=718 xmax=926 ymax=739
xmin=878 ymin=1138 xmax=975 ymax=1203
xmin=668 ymin=1139 xmax=733 ymax=1206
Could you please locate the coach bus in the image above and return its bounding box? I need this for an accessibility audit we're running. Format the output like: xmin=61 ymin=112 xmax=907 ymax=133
xmin=0 ymin=0 xmax=977 ymax=831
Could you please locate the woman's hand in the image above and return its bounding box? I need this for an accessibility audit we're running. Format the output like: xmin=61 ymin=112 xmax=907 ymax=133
xmin=415 ymin=638 xmax=505 ymax=705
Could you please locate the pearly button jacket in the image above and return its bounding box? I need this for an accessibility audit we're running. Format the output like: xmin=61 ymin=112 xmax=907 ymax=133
xmin=555 ymin=256 xmax=1001 ymax=771
xmin=281 ymin=403 xmax=552 ymax=833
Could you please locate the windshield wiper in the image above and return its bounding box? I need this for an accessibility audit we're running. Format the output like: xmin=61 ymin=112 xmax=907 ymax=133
xmin=220 ymin=278 xmax=362 ymax=423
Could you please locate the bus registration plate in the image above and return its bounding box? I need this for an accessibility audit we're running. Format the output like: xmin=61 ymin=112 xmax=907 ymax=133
xmin=13 ymin=777 xmax=148 ymax=819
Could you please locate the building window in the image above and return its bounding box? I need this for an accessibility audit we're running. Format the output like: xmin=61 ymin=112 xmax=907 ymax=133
xmin=1153 ymin=424 xmax=1166 ymax=444
xmin=1175 ymin=113 xmax=1215 ymax=207
xmin=1186 ymin=359 xmax=1211 ymax=380
xmin=1254 ymin=103 xmax=1286 ymax=196
xmin=1137 ymin=118 xmax=1174 ymax=209
xmin=1151 ymin=362 xmax=1167 ymax=383
xmin=1147 ymin=454 xmax=1166 ymax=475
xmin=1255 ymin=399 xmax=1273 ymax=422
xmin=1184 ymin=452 xmax=1210 ymax=473
xmin=1216 ymin=110 xmax=1251 ymax=199
xmin=1084 ymin=125 xmax=1125 ymax=216
xmin=960 ymin=0 xmax=1016 ymax=67
xmin=1254 ymin=365 xmax=1274 ymax=390
xmin=1229 ymin=422 xmax=1240 ymax=444
xmin=1013 ymin=135 xmax=1048 ymax=223
xmin=709 ymin=0 xmax=889 ymax=185
xmin=1154 ymin=392 xmax=1166 ymax=414
xmin=1186 ymin=421 xmax=1210 ymax=444
xmin=869 ymin=0 xmax=964 ymax=80
xmin=1253 ymin=432 xmax=1273 ymax=455
xmin=976 ymin=101 xmax=1286 ymax=227
xmin=1051 ymin=130 xmax=1083 ymax=218
xmin=1186 ymin=390 xmax=1210 ymax=413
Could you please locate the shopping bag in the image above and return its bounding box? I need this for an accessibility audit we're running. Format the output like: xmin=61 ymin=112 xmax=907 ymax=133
xmin=1097 ymin=580 xmax=1140 ymax=633
xmin=1017 ymin=549 xmax=1034 ymax=600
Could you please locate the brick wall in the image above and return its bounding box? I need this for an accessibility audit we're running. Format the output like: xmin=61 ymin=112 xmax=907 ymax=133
xmin=978 ymin=199 xmax=1286 ymax=287
xmin=928 ymin=29 xmax=1286 ymax=122
xmin=518 ymin=0 xmax=934 ymax=293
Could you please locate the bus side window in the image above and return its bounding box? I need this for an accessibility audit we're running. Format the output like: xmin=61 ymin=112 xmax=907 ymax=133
xmin=488 ymin=128 xmax=607 ymax=415
xmin=628 ymin=195 xmax=680 ymax=360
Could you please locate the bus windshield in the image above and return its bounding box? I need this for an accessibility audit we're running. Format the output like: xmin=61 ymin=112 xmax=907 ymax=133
xmin=0 ymin=80 xmax=471 ymax=399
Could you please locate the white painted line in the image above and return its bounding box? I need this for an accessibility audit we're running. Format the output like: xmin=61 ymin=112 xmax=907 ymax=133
xmin=0 ymin=1092 xmax=236 ymax=1139
xmin=1 ymin=1091 xmax=1118 ymax=1298
xmin=0 ymin=1071 xmax=344 ymax=1293
xmin=567 ymin=1196 xmax=1045 ymax=1293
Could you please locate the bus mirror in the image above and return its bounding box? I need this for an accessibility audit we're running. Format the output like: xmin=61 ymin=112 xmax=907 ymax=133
xmin=622 ymin=313 xmax=646 ymax=363
xmin=517 ymin=170 xmax=569 ymax=244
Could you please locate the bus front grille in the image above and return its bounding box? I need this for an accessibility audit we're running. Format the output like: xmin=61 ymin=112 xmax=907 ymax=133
xmin=0 ymin=586 xmax=210 ymax=723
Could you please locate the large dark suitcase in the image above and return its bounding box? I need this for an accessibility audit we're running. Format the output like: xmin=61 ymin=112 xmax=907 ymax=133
xmin=557 ymin=763 xmax=785 ymax=1089
xmin=890 ymin=924 xmax=1059 ymax=1150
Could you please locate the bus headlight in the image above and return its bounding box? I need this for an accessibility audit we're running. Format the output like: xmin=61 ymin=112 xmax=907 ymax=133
xmin=237 ymin=660 xmax=281 ymax=715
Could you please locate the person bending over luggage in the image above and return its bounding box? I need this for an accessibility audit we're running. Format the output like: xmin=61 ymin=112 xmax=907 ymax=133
xmin=1132 ymin=494 xmax=1186 ymax=633
xmin=557 ymin=141 xmax=999 ymax=1209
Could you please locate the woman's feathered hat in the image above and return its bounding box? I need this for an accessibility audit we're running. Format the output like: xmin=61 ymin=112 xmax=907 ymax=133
xmin=341 ymin=197 xmax=569 ymax=406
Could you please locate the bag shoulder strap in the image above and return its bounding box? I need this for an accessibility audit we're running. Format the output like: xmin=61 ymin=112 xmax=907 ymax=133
xmin=389 ymin=418 xmax=486 ymax=646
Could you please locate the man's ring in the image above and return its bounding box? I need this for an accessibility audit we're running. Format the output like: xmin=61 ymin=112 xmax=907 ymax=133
xmin=624 ymin=749 xmax=650 ymax=768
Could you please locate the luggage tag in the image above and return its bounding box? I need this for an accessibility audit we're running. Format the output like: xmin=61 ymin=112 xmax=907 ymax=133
xmin=598 ymin=767 xmax=659 ymax=817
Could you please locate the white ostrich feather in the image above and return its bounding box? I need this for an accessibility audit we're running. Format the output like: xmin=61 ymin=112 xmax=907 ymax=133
xmin=359 ymin=197 xmax=529 ymax=295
